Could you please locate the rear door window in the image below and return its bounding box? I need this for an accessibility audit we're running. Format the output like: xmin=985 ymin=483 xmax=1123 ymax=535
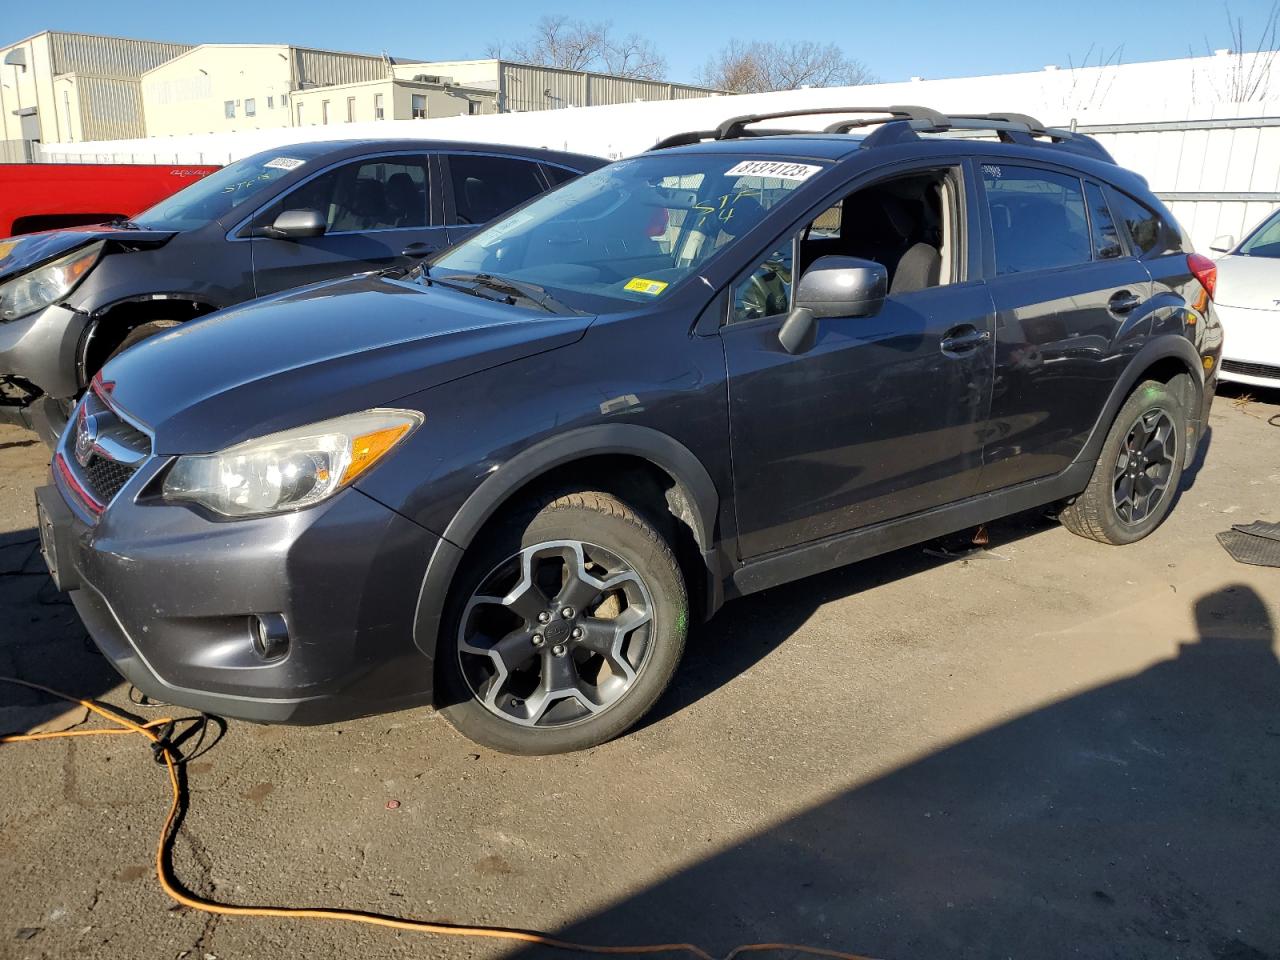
xmin=980 ymin=164 xmax=1092 ymax=275
xmin=446 ymin=154 xmax=547 ymax=225
xmin=1085 ymin=181 xmax=1125 ymax=259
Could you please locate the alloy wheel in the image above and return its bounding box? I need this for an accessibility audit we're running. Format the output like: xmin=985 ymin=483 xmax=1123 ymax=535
xmin=1113 ymin=408 xmax=1177 ymax=525
xmin=457 ymin=540 xmax=655 ymax=728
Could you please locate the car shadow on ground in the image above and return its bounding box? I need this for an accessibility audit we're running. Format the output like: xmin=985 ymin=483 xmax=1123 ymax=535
xmin=646 ymin=507 xmax=1061 ymax=731
xmin=527 ymin=582 xmax=1280 ymax=960
xmin=0 ymin=527 xmax=123 ymax=733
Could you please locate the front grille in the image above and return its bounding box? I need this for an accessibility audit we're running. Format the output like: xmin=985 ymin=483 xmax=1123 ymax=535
xmin=81 ymin=454 xmax=139 ymax=503
xmin=62 ymin=384 xmax=152 ymax=510
xmin=1222 ymin=359 xmax=1280 ymax=380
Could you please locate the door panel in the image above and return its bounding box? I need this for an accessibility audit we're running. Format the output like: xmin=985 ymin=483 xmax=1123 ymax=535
xmin=724 ymin=281 xmax=996 ymax=559
xmin=975 ymin=166 xmax=1153 ymax=492
xmin=249 ymin=154 xmax=447 ymax=296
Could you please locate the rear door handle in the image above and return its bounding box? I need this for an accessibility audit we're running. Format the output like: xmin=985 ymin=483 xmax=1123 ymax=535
xmin=940 ymin=327 xmax=992 ymax=354
xmin=1108 ymin=291 xmax=1142 ymax=315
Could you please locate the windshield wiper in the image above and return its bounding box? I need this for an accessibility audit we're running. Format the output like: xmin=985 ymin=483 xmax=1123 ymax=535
xmin=444 ymin=273 xmax=578 ymax=315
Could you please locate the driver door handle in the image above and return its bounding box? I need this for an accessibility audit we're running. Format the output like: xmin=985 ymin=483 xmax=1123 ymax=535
xmin=1108 ymin=290 xmax=1143 ymax=315
xmin=940 ymin=326 xmax=991 ymax=354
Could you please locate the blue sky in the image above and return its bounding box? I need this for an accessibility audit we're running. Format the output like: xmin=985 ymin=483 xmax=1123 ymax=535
xmin=8 ymin=0 xmax=1279 ymax=84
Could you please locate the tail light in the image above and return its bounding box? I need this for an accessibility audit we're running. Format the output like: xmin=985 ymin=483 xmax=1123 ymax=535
xmin=1187 ymin=253 xmax=1217 ymax=301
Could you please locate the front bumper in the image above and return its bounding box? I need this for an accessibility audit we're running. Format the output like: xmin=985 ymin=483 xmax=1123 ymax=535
xmin=1215 ymin=302 xmax=1280 ymax=387
xmin=41 ymin=462 xmax=443 ymax=724
xmin=0 ymin=303 xmax=86 ymax=402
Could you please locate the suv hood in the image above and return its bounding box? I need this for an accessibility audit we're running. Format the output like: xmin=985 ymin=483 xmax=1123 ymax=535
xmin=0 ymin=224 xmax=176 ymax=282
xmin=1214 ymin=254 xmax=1280 ymax=310
xmin=100 ymin=273 xmax=594 ymax=453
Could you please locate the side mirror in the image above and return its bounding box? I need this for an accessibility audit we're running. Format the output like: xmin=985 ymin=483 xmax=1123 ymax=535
xmin=778 ymin=256 xmax=888 ymax=354
xmin=267 ymin=209 xmax=326 ymax=240
xmin=1209 ymin=234 xmax=1236 ymax=253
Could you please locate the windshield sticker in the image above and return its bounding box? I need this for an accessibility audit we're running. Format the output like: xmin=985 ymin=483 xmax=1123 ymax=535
xmin=0 ymin=239 xmax=19 ymax=261
xmin=264 ymin=157 xmax=306 ymax=171
xmin=724 ymin=160 xmax=822 ymax=182
xmin=624 ymin=277 xmax=669 ymax=296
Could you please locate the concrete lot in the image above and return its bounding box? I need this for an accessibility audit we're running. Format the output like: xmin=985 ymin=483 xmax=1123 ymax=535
xmin=1 ymin=386 xmax=1278 ymax=960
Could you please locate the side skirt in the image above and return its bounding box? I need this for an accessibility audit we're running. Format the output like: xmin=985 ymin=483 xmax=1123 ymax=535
xmin=728 ymin=460 xmax=1093 ymax=598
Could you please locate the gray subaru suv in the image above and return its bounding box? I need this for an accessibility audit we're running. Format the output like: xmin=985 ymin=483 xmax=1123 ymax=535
xmin=35 ymin=107 xmax=1222 ymax=754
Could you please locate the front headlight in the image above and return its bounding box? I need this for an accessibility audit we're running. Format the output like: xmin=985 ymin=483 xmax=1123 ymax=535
xmin=0 ymin=242 xmax=103 ymax=322
xmin=162 ymin=408 xmax=422 ymax=518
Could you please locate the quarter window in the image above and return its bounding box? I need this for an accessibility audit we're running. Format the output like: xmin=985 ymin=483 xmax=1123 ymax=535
xmin=448 ymin=154 xmax=545 ymax=225
xmin=731 ymin=240 xmax=794 ymax=323
xmin=1108 ymin=189 xmax=1170 ymax=256
xmin=1085 ymin=182 xmax=1124 ymax=259
xmin=982 ymin=165 xmax=1091 ymax=275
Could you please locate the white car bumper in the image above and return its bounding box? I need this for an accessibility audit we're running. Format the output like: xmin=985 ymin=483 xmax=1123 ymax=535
xmin=1216 ymin=302 xmax=1280 ymax=387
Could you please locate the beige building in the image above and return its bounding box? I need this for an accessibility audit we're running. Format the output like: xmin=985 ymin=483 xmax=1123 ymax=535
xmin=0 ymin=31 xmax=191 ymax=160
xmin=289 ymin=75 xmax=498 ymax=128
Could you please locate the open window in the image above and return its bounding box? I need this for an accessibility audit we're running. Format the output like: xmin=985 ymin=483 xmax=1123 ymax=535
xmin=731 ymin=167 xmax=961 ymax=324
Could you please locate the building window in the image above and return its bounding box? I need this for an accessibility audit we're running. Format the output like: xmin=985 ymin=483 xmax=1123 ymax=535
xmin=281 ymin=93 xmax=288 ymax=106
xmin=224 ymin=100 xmax=235 ymax=119
xmin=267 ymin=95 xmax=274 ymax=110
xmin=411 ymin=94 xmax=427 ymax=119
xmin=322 ymin=100 xmax=331 ymax=124
xmin=468 ymin=100 xmax=480 ymax=115
xmin=374 ymin=93 xmax=384 ymax=120
xmin=245 ymin=98 xmax=256 ymax=118
xmin=346 ymin=97 xmax=356 ymax=122
xmin=296 ymin=102 xmax=304 ymax=125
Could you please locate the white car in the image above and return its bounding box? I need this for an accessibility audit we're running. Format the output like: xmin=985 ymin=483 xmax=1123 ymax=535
xmin=1211 ymin=209 xmax=1280 ymax=389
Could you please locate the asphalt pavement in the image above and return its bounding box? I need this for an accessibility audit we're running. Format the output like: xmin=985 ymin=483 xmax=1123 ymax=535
xmin=2 ymin=386 xmax=1278 ymax=960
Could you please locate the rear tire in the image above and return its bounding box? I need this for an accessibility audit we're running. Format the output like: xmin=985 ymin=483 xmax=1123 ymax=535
xmin=437 ymin=490 xmax=687 ymax=755
xmin=1060 ymin=379 xmax=1186 ymax=545
xmin=105 ymin=320 xmax=181 ymax=362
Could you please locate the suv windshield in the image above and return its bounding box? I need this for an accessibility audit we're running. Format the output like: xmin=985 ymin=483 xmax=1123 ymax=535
xmin=131 ymin=145 xmax=330 ymax=231
xmin=1239 ymin=208 xmax=1280 ymax=258
xmin=432 ymin=154 xmax=828 ymax=308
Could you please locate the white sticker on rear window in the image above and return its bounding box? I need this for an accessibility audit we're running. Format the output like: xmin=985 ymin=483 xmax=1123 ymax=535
xmin=264 ymin=157 xmax=305 ymax=171
xmin=724 ymin=160 xmax=822 ymax=181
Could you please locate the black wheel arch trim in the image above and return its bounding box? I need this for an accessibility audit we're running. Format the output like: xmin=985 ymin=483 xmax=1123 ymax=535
xmin=1074 ymin=334 xmax=1205 ymax=469
xmin=411 ymin=423 xmax=723 ymax=662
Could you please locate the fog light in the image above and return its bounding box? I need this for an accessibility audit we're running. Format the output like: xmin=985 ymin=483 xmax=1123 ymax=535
xmin=251 ymin=613 xmax=290 ymax=660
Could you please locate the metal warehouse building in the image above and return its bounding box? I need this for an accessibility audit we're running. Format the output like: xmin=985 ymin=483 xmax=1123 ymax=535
xmin=0 ymin=31 xmax=192 ymax=159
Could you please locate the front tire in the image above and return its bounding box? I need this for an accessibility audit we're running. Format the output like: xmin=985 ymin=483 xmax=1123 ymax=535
xmin=105 ymin=319 xmax=181 ymax=362
xmin=1060 ymin=379 xmax=1186 ymax=545
xmin=437 ymin=490 xmax=687 ymax=755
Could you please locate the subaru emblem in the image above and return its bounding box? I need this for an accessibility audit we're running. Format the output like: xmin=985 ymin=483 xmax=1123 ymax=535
xmin=74 ymin=411 xmax=100 ymax=467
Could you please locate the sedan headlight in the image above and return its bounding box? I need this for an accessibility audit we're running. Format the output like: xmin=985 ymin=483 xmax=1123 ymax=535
xmin=162 ymin=409 xmax=422 ymax=518
xmin=0 ymin=242 xmax=103 ymax=322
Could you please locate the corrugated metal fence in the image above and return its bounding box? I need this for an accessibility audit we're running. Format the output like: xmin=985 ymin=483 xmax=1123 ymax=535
xmin=1080 ymin=116 xmax=1280 ymax=250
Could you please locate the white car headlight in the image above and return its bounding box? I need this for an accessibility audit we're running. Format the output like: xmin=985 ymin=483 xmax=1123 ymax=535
xmin=162 ymin=408 xmax=422 ymax=518
xmin=0 ymin=242 xmax=103 ymax=322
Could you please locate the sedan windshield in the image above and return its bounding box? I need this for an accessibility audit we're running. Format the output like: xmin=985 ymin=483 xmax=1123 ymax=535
xmin=131 ymin=144 xmax=331 ymax=231
xmin=432 ymin=154 xmax=828 ymax=308
xmin=1239 ymin=208 xmax=1280 ymax=257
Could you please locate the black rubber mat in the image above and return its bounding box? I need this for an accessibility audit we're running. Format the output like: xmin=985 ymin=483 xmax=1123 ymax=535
xmin=1217 ymin=529 xmax=1280 ymax=567
xmin=1230 ymin=521 xmax=1280 ymax=542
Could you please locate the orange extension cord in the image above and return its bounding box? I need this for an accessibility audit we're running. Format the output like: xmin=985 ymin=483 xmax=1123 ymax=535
xmin=0 ymin=676 xmax=876 ymax=960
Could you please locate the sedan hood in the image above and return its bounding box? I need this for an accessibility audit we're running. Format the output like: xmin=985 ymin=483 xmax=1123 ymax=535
xmin=100 ymin=273 xmax=594 ymax=453
xmin=0 ymin=224 xmax=176 ymax=282
xmin=1214 ymin=254 xmax=1280 ymax=310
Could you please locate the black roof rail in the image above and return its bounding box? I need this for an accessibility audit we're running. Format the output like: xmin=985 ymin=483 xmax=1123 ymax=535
xmin=647 ymin=104 xmax=1115 ymax=163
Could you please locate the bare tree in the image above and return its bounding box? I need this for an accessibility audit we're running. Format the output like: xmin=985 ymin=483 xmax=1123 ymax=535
xmin=1212 ymin=1 xmax=1280 ymax=101
xmin=487 ymin=15 xmax=669 ymax=80
xmin=698 ymin=40 xmax=876 ymax=93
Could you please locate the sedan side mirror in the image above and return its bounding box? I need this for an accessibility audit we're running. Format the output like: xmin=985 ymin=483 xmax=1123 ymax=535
xmin=267 ymin=209 xmax=326 ymax=240
xmin=1209 ymin=234 xmax=1236 ymax=253
xmin=778 ymin=256 xmax=888 ymax=354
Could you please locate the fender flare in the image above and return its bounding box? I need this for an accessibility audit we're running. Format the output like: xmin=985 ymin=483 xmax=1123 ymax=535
xmin=412 ymin=423 xmax=722 ymax=662
xmin=1074 ymin=334 xmax=1206 ymax=468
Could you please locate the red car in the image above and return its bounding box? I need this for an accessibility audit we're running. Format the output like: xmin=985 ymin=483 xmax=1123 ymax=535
xmin=0 ymin=163 xmax=219 ymax=238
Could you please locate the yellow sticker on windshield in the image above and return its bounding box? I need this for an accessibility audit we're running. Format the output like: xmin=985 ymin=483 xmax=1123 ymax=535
xmin=0 ymin=240 xmax=18 ymax=261
xmin=624 ymin=277 xmax=669 ymax=296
